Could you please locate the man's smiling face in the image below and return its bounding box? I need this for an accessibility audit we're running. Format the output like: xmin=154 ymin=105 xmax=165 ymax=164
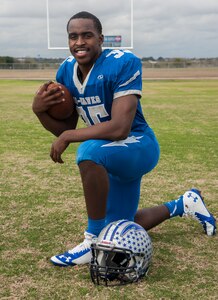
xmin=68 ymin=18 xmax=104 ymax=71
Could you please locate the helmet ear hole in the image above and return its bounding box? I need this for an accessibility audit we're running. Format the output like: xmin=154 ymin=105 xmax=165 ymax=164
xmin=111 ymin=252 xmax=129 ymax=267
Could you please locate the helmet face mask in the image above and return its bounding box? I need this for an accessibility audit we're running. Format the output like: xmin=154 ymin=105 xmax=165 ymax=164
xmin=90 ymin=220 xmax=152 ymax=286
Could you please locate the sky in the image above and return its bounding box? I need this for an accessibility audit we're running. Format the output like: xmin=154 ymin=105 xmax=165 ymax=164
xmin=0 ymin=0 xmax=218 ymax=59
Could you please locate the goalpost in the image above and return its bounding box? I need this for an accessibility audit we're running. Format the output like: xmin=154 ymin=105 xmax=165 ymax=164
xmin=46 ymin=0 xmax=134 ymax=50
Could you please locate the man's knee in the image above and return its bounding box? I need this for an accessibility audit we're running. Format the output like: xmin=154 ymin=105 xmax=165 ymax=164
xmin=76 ymin=140 xmax=106 ymax=165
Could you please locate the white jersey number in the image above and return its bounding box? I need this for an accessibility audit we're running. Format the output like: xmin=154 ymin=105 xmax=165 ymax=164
xmin=77 ymin=104 xmax=109 ymax=126
xmin=106 ymin=50 xmax=124 ymax=59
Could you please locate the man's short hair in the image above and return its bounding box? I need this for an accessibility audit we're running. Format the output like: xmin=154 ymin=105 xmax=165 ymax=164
xmin=67 ymin=11 xmax=102 ymax=34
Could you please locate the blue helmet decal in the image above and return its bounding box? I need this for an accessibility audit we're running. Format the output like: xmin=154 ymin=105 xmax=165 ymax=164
xmin=120 ymin=223 xmax=144 ymax=237
xmin=103 ymin=220 xmax=129 ymax=241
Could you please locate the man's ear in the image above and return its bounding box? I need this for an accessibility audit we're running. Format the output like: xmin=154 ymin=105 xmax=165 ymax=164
xmin=99 ymin=34 xmax=104 ymax=45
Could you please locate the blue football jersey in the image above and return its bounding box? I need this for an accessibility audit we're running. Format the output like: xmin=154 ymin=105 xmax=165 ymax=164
xmin=56 ymin=49 xmax=148 ymax=133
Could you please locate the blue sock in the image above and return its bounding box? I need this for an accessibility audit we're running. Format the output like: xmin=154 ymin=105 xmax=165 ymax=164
xmin=164 ymin=195 xmax=184 ymax=218
xmin=86 ymin=217 xmax=106 ymax=236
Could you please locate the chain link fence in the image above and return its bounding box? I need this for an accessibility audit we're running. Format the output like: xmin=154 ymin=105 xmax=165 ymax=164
xmin=0 ymin=60 xmax=218 ymax=70
xmin=142 ymin=60 xmax=218 ymax=68
xmin=0 ymin=63 xmax=60 ymax=70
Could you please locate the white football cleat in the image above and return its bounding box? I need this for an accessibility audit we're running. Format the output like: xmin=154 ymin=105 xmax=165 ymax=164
xmin=50 ymin=232 xmax=97 ymax=266
xmin=182 ymin=189 xmax=216 ymax=236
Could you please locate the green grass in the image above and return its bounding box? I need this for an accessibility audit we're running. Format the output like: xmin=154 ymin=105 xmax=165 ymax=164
xmin=0 ymin=79 xmax=217 ymax=299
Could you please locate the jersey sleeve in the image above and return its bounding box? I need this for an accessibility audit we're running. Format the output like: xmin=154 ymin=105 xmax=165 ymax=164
xmin=56 ymin=60 xmax=66 ymax=84
xmin=112 ymin=53 xmax=142 ymax=99
xmin=56 ymin=56 xmax=74 ymax=85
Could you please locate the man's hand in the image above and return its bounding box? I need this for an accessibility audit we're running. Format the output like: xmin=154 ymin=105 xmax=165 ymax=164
xmin=50 ymin=134 xmax=70 ymax=163
xmin=32 ymin=81 xmax=64 ymax=114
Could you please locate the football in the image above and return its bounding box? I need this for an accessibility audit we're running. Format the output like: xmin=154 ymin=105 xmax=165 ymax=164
xmin=47 ymin=82 xmax=74 ymax=120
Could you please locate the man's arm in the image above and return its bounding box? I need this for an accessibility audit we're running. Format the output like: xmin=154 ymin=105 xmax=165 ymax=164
xmin=50 ymin=94 xmax=138 ymax=163
xmin=64 ymin=94 xmax=138 ymax=141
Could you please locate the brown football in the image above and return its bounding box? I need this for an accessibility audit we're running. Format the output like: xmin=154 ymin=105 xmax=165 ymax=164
xmin=47 ymin=82 xmax=74 ymax=120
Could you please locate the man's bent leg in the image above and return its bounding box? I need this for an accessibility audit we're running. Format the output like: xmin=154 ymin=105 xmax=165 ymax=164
xmin=135 ymin=189 xmax=216 ymax=236
xmin=135 ymin=205 xmax=170 ymax=231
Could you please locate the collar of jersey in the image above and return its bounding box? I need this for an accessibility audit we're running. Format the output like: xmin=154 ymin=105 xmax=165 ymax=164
xmin=73 ymin=50 xmax=108 ymax=94
xmin=73 ymin=62 xmax=94 ymax=94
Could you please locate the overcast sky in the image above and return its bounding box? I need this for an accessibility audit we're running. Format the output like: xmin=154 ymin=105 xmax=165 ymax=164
xmin=1 ymin=0 xmax=218 ymax=59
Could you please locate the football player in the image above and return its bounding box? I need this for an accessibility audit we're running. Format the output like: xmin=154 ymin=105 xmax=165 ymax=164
xmin=32 ymin=11 xmax=216 ymax=267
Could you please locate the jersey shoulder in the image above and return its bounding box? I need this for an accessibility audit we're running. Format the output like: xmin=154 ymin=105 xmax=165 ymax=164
xmin=99 ymin=49 xmax=142 ymax=78
xmin=58 ymin=56 xmax=75 ymax=71
xmin=102 ymin=49 xmax=141 ymax=65
xmin=56 ymin=56 xmax=75 ymax=83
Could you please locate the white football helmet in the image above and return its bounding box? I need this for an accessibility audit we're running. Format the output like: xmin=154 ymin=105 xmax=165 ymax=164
xmin=90 ymin=219 xmax=152 ymax=286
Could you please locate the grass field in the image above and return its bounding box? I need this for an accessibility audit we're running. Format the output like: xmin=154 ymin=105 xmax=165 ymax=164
xmin=0 ymin=79 xmax=217 ymax=299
